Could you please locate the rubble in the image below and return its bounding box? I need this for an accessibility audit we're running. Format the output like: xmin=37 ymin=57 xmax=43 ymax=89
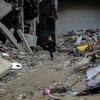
xmin=0 ymin=28 xmax=99 ymax=100
xmin=83 ymin=65 xmax=100 ymax=89
xmin=56 ymin=29 xmax=100 ymax=55
xmin=0 ymin=40 xmax=44 ymax=78
xmin=46 ymin=29 xmax=100 ymax=98
xmin=0 ymin=57 xmax=11 ymax=78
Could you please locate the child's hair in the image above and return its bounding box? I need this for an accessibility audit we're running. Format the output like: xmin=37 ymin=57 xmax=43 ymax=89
xmin=48 ymin=35 xmax=52 ymax=40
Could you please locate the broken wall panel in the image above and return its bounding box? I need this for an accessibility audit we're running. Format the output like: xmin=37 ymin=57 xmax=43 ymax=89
xmin=0 ymin=22 xmax=22 ymax=50
xmin=17 ymin=29 xmax=33 ymax=54
xmin=0 ymin=0 xmax=12 ymax=20
xmin=0 ymin=58 xmax=12 ymax=78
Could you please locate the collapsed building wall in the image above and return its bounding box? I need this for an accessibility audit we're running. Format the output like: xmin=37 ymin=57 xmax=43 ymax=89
xmin=0 ymin=0 xmax=57 ymax=49
xmin=0 ymin=0 xmax=38 ymax=53
xmin=0 ymin=0 xmax=13 ymax=43
xmin=0 ymin=0 xmax=38 ymax=44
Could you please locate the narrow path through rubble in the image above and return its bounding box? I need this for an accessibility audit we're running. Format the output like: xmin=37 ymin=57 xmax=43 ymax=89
xmin=0 ymin=51 xmax=99 ymax=100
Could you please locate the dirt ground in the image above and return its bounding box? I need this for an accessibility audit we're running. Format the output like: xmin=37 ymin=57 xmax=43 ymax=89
xmin=0 ymin=51 xmax=99 ymax=100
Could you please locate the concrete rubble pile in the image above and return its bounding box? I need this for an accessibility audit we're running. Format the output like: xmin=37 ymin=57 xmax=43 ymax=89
xmin=0 ymin=40 xmax=43 ymax=78
xmin=45 ymin=29 xmax=100 ymax=99
xmin=56 ymin=29 xmax=100 ymax=54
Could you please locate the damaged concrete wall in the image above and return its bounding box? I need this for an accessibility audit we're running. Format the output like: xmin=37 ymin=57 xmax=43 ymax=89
xmin=56 ymin=0 xmax=100 ymax=34
xmin=0 ymin=0 xmax=12 ymax=19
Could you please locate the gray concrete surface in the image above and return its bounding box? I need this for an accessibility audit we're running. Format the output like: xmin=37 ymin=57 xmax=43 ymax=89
xmin=0 ymin=58 xmax=11 ymax=78
xmin=0 ymin=0 xmax=12 ymax=19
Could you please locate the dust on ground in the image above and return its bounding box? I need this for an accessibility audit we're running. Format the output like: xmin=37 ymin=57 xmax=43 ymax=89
xmin=0 ymin=50 xmax=100 ymax=100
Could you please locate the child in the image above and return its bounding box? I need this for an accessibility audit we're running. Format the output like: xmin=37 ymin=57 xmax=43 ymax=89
xmin=48 ymin=35 xmax=56 ymax=59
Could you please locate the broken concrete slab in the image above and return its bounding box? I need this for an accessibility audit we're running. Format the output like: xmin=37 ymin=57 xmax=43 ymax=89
xmin=83 ymin=65 xmax=100 ymax=88
xmin=0 ymin=22 xmax=23 ymax=51
xmin=17 ymin=29 xmax=33 ymax=54
xmin=24 ymin=34 xmax=37 ymax=47
xmin=0 ymin=0 xmax=12 ymax=19
xmin=75 ymin=57 xmax=90 ymax=68
xmin=0 ymin=57 xmax=11 ymax=78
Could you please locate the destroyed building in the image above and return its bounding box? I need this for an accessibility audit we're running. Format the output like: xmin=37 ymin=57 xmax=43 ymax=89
xmin=0 ymin=0 xmax=39 ymax=53
xmin=0 ymin=0 xmax=100 ymax=100
xmin=0 ymin=0 xmax=58 ymax=50
xmin=1 ymin=0 xmax=100 ymax=50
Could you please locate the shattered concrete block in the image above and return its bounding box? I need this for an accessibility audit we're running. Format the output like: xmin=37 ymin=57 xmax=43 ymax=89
xmin=0 ymin=58 xmax=11 ymax=78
